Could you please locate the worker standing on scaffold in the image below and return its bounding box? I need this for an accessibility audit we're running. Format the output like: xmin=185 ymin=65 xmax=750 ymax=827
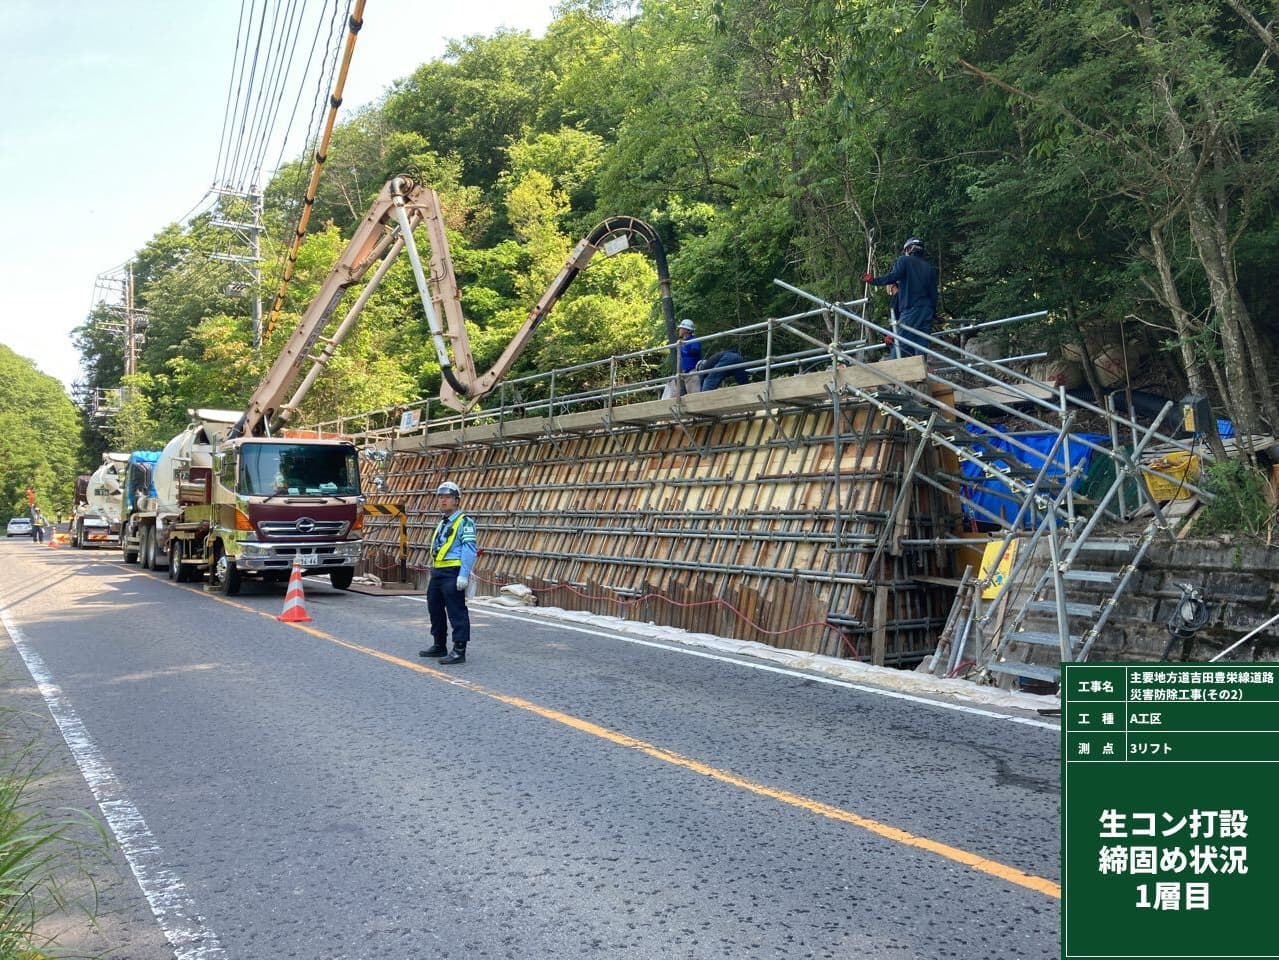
xmin=863 ymin=237 xmax=938 ymax=359
xmin=419 ymin=481 xmax=477 ymax=665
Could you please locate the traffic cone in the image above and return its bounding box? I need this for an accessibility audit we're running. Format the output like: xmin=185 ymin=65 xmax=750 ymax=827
xmin=277 ymin=556 xmax=312 ymax=623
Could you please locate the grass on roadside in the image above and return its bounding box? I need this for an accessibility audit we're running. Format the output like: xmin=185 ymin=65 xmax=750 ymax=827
xmin=0 ymin=717 xmax=108 ymax=960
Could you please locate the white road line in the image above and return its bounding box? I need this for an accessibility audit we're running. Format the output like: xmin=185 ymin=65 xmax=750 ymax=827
xmin=397 ymin=597 xmax=1060 ymax=732
xmin=0 ymin=604 xmax=227 ymax=960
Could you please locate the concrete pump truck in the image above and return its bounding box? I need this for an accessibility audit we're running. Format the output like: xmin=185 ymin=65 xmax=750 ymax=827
xmin=125 ymin=176 xmax=674 ymax=594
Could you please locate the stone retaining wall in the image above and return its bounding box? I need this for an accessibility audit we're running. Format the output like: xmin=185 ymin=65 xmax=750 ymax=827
xmin=1091 ymin=540 xmax=1279 ymax=662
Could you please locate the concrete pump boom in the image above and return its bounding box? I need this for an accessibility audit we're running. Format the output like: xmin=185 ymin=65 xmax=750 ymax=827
xmin=230 ymin=176 xmax=675 ymax=439
xmin=436 ymin=213 xmax=678 ymax=410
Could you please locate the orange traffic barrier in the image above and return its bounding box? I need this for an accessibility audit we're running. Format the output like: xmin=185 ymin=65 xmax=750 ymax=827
xmin=277 ymin=556 xmax=312 ymax=623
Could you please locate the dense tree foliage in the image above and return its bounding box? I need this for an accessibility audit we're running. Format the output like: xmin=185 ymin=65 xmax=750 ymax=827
xmin=71 ymin=0 xmax=1278 ymax=453
xmin=0 ymin=346 xmax=83 ymax=520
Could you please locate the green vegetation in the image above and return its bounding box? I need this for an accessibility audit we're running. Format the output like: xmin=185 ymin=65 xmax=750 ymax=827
xmin=1195 ymin=459 xmax=1278 ymax=540
xmin=0 ymin=726 xmax=104 ymax=960
xmin=0 ymin=347 xmax=83 ymax=521
xmin=69 ymin=0 xmax=1277 ymax=452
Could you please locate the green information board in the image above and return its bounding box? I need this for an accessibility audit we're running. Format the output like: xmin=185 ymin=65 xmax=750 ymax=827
xmin=1063 ymin=664 xmax=1279 ymax=959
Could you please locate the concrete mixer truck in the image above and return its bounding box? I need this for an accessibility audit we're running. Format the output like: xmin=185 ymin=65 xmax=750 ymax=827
xmin=72 ymin=452 xmax=129 ymax=548
xmin=124 ymin=409 xmax=363 ymax=594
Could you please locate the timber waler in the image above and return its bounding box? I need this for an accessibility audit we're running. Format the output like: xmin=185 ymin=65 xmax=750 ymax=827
xmin=123 ymin=176 xmax=674 ymax=594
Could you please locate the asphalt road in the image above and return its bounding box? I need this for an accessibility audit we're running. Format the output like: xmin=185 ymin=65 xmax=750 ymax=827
xmin=0 ymin=538 xmax=1061 ymax=959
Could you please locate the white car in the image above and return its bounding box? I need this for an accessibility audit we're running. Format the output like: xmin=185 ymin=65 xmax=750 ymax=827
xmin=6 ymin=517 xmax=33 ymax=537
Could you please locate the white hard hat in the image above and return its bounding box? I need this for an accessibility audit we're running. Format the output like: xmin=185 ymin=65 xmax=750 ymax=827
xmin=435 ymin=481 xmax=461 ymax=496
xmin=678 ymin=318 xmax=695 ymax=332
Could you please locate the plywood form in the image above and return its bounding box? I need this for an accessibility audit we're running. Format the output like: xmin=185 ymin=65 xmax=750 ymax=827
xmin=361 ymin=361 xmax=949 ymax=663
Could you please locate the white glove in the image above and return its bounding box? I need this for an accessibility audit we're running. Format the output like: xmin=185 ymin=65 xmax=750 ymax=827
xmin=456 ymin=576 xmax=469 ymax=592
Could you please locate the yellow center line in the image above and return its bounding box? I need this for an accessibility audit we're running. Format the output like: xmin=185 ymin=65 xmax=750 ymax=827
xmin=138 ymin=565 xmax=1062 ymax=900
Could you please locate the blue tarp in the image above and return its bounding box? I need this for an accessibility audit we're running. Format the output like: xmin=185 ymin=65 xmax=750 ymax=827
xmin=959 ymin=431 xmax=1109 ymax=528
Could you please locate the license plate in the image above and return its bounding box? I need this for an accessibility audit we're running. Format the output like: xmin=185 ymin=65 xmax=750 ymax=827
xmin=299 ymin=553 xmax=318 ymax=567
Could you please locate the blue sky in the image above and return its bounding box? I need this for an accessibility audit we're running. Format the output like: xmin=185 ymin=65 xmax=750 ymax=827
xmin=0 ymin=0 xmax=556 ymax=391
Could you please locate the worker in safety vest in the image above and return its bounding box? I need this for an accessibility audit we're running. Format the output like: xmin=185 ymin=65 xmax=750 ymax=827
xmin=419 ymin=481 xmax=478 ymax=665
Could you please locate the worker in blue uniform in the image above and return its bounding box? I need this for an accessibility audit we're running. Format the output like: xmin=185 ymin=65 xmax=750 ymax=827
xmin=863 ymin=238 xmax=938 ymax=358
xmin=674 ymin=318 xmax=702 ymax=395
xmin=419 ymin=481 xmax=478 ymax=665
xmin=696 ymin=350 xmax=749 ymax=389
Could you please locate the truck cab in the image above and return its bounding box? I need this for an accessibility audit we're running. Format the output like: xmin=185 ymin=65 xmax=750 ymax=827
xmin=165 ymin=411 xmax=363 ymax=594
xmin=208 ymin=437 xmax=364 ymax=589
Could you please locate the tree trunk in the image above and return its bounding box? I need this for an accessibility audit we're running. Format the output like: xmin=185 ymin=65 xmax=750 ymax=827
xmin=1209 ymin=164 xmax=1279 ymax=430
xmin=1145 ymin=224 xmax=1230 ymax=459
xmin=1131 ymin=1 xmax=1273 ymax=443
xmin=1183 ymin=192 xmax=1264 ymax=437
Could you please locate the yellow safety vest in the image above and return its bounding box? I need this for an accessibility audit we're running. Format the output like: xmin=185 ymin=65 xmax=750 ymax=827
xmin=432 ymin=514 xmax=464 ymax=568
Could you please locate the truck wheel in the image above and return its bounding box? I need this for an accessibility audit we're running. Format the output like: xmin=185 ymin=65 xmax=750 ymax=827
xmin=71 ymin=526 xmax=81 ymax=549
xmin=123 ymin=536 xmax=139 ymax=565
xmin=168 ymin=542 xmax=181 ymax=581
xmin=150 ymin=534 xmax=167 ymax=572
xmin=212 ymin=547 xmax=241 ymax=596
xmin=329 ymin=568 xmax=354 ymax=591
xmin=141 ymin=528 xmax=154 ymax=570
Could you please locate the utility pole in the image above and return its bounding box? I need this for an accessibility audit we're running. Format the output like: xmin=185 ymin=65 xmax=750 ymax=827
xmin=124 ymin=264 xmax=138 ymax=378
xmin=88 ymin=264 xmax=149 ymax=420
xmin=211 ymin=185 xmax=265 ymax=349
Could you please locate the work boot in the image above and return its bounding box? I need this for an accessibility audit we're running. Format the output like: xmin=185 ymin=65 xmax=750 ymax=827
xmin=439 ymin=648 xmax=466 ymax=665
xmin=419 ymin=645 xmax=447 ymax=658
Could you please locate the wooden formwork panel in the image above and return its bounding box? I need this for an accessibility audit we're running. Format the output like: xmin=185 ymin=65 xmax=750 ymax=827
xmin=361 ymin=363 xmax=952 ymax=663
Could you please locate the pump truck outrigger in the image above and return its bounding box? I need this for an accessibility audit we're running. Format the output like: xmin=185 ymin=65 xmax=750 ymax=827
xmin=146 ymin=176 xmax=673 ymax=593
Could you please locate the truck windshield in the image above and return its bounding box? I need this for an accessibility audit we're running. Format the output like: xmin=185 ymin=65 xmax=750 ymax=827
xmin=239 ymin=443 xmax=361 ymax=497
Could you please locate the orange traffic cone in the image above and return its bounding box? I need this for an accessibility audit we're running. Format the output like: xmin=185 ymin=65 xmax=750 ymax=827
xmin=277 ymin=556 xmax=312 ymax=623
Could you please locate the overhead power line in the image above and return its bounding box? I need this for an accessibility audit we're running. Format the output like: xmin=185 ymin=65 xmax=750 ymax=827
xmin=90 ymin=1 xmax=354 ymax=361
xmin=213 ymin=0 xmax=351 ymax=195
xmin=203 ymin=0 xmax=357 ymax=350
xmin=213 ymin=0 xmax=253 ymax=187
xmin=270 ymin=0 xmax=342 ymax=185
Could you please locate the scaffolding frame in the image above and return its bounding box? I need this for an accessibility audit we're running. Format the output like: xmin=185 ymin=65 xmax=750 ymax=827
xmin=775 ymin=282 xmax=1214 ymax=684
xmin=306 ymin=289 xmax=1219 ymax=682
